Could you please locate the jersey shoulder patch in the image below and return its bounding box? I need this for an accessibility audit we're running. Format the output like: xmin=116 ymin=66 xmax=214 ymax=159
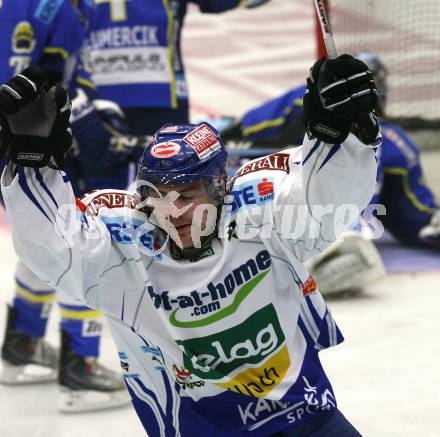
xmin=77 ymin=190 xmax=136 ymax=215
xmin=233 ymin=152 xmax=290 ymax=180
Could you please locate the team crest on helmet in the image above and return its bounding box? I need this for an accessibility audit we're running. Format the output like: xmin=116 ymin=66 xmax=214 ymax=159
xmin=151 ymin=141 xmax=181 ymax=158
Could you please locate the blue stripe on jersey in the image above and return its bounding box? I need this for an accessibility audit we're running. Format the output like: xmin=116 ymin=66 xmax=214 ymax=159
xmin=126 ymin=382 xmax=162 ymax=437
xmin=35 ymin=168 xmax=59 ymax=208
xmin=121 ymin=290 xmax=126 ymax=321
xmin=133 ymin=377 xmax=174 ymax=435
xmin=305 ymin=296 xmax=324 ymax=328
xmin=302 ymin=140 xmax=321 ymax=166
xmin=298 ymin=315 xmax=316 ymax=346
xmin=136 ymin=333 xmax=177 ymax=434
xmin=317 ymin=144 xmax=341 ymax=173
xmin=18 ymin=168 xmax=53 ymax=224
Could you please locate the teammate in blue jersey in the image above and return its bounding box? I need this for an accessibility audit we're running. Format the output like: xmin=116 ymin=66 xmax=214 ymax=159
xmin=0 ymin=0 xmax=129 ymax=412
xmin=81 ymin=0 xmax=270 ymax=136
xmin=220 ymin=53 xmax=440 ymax=251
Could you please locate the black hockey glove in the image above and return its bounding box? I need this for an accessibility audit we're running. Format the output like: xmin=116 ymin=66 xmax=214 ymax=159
xmin=0 ymin=66 xmax=72 ymax=169
xmin=303 ymin=54 xmax=379 ymax=144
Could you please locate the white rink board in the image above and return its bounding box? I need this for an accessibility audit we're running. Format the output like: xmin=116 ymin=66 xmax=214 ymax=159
xmin=1 ymin=1 xmax=440 ymax=436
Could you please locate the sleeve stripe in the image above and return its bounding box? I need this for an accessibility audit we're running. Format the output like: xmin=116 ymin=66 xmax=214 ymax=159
xmin=126 ymin=379 xmax=165 ymax=436
xmin=325 ymin=312 xmax=338 ymax=346
xmin=18 ymin=168 xmax=53 ymax=224
xmin=298 ymin=315 xmax=316 ymax=345
xmin=317 ymin=143 xmax=341 ymax=173
xmin=302 ymin=140 xmax=321 ymax=166
xmin=300 ymin=300 xmax=320 ymax=341
xmin=35 ymin=168 xmax=59 ymax=209
xmin=305 ymin=295 xmax=325 ymax=326
xmin=26 ymin=168 xmax=56 ymax=221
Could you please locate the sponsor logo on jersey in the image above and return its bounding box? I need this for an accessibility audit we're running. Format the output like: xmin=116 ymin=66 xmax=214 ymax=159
xmin=237 ymin=378 xmax=337 ymax=429
xmin=147 ymin=250 xmax=271 ymax=327
xmin=12 ymin=22 xmax=36 ymax=54
xmin=101 ymin=216 xmax=163 ymax=260
xmin=140 ymin=345 xmax=166 ymax=371
xmin=233 ymin=153 xmax=290 ymax=179
xmin=84 ymin=191 xmax=135 ymax=214
xmin=118 ymin=352 xmax=128 ymax=360
xmin=172 ymin=364 xmax=205 ymax=390
xmin=151 ymin=141 xmax=180 ymax=158
xmin=90 ymin=26 xmax=159 ymax=50
xmin=230 ymin=177 xmax=274 ymax=213
xmin=176 ymin=304 xmax=289 ymax=394
xmin=90 ymin=47 xmax=169 ymax=85
xmin=238 ymin=399 xmax=290 ymax=426
xmin=301 ymin=276 xmax=317 ymax=296
xmin=183 ymin=123 xmax=221 ymax=159
xmin=120 ymin=361 xmax=129 ymax=372
xmin=217 ymin=345 xmax=290 ymax=397
xmin=35 ymin=0 xmax=64 ymax=25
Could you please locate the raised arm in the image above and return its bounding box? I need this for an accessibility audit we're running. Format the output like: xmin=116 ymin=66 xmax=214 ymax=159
xmin=274 ymin=55 xmax=381 ymax=261
xmin=0 ymin=67 xmax=110 ymax=304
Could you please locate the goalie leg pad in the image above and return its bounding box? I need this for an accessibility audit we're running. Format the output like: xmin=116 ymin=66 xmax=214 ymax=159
xmin=305 ymin=233 xmax=385 ymax=295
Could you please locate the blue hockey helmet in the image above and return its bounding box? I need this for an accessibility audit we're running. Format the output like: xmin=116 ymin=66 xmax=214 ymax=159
xmin=355 ymin=52 xmax=388 ymax=115
xmin=136 ymin=122 xmax=228 ymax=204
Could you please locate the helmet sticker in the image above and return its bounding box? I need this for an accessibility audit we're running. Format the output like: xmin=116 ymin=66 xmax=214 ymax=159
xmin=159 ymin=125 xmax=180 ymax=134
xmin=151 ymin=141 xmax=181 ymax=158
xmin=183 ymin=123 xmax=221 ymax=159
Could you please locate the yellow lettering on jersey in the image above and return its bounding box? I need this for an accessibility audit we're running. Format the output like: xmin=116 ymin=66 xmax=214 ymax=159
xmin=217 ymin=345 xmax=290 ymax=398
xmin=96 ymin=0 xmax=127 ymax=22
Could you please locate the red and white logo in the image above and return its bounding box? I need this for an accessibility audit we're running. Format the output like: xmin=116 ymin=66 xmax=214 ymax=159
xmin=183 ymin=123 xmax=220 ymax=159
xmin=172 ymin=364 xmax=192 ymax=383
xmin=301 ymin=276 xmax=317 ymax=296
xmin=151 ymin=141 xmax=181 ymax=158
xmin=257 ymin=178 xmax=274 ymax=197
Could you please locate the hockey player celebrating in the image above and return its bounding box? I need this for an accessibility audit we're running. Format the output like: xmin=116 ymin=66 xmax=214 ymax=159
xmin=0 ymin=54 xmax=378 ymax=436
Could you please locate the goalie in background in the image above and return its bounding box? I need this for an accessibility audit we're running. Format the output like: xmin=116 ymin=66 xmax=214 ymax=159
xmin=217 ymin=52 xmax=439 ymax=294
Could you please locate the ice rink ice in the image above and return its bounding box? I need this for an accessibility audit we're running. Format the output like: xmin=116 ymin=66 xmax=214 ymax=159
xmin=1 ymin=2 xmax=439 ymax=436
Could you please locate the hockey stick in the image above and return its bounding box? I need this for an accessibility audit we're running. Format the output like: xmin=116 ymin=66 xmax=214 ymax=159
xmin=313 ymin=0 xmax=338 ymax=59
xmin=313 ymin=0 xmax=380 ymax=147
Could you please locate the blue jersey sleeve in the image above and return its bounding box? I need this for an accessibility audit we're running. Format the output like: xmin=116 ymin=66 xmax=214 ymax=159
xmin=42 ymin=0 xmax=85 ymax=58
xmin=0 ymin=0 xmax=85 ymax=83
xmin=38 ymin=1 xmax=86 ymax=81
xmin=240 ymin=84 xmax=307 ymax=143
xmin=376 ymin=122 xmax=438 ymax=246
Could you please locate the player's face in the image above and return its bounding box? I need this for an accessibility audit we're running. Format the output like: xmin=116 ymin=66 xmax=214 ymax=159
xmin=151 ymin=181 xmax=216 ymax=249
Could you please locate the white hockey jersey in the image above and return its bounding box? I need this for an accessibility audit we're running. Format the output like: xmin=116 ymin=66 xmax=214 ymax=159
xmin=1 ymin=134 xmax=378 ymax=436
